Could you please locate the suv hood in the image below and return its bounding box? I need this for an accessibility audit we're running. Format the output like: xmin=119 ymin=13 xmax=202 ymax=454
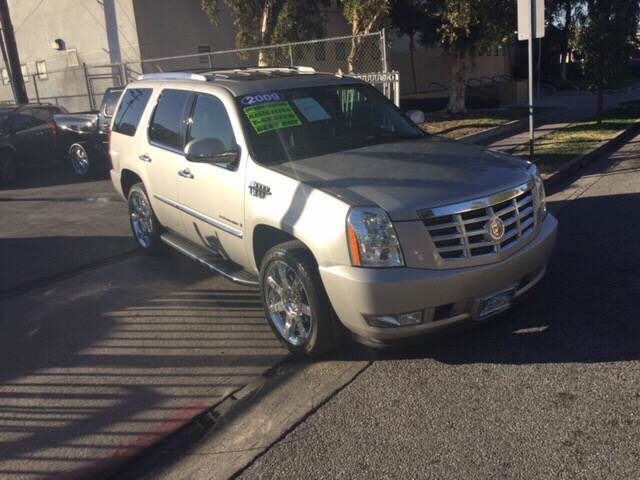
xmin=270 ymin=136 xmax=532 ymax=221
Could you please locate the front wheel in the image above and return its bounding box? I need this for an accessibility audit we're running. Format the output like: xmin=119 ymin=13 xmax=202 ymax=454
xmin=128 ymin=183 xmax=163 ymax=254
xmin=260 ymin=241 xmax=339 ymax=357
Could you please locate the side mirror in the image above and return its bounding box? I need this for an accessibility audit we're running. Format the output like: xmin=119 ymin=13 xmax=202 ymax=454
xmin=184 ymin=138 xmax=240 ymax=165
xmin=406 ymin=110 xmax=426 ymax=125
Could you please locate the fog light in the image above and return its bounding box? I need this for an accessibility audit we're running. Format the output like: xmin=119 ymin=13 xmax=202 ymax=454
xmin=365 ymin=311 xmax=423 ymax=328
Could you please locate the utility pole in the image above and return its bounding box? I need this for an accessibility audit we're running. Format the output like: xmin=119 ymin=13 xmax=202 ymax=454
xmin=0 ymin=0 xmax=28 ymax=104
xmin=518 ymin=0 xmax=545 ymax=164
xmin=528 ymin=0 xmax=535 ymax=162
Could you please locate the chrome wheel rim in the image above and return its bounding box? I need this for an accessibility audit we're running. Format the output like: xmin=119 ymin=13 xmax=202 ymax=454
xmin=264 ymin=260 xmax=312 ymax=346
xmin=70 ymin=145 xmax=89 ymax=176
xmin=129 ymin=191 xmax=153 ymax=248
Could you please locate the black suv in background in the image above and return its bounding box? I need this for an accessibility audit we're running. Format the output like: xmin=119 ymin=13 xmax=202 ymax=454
xmin=0 ymin=103 xmax=67 ymax=186
xmin=54 ymin=87 xmax=124 ymax=178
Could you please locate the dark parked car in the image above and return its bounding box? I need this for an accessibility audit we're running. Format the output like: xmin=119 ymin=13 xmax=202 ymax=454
xmin=0 ymin=103 xmax=67 ymax=185
xmin=54 ymin=86 xmax=124 ymax=178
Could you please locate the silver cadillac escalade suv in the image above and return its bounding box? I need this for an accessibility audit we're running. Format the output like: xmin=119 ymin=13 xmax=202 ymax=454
xmin=109 ymin=68 xmax=558 ymax=356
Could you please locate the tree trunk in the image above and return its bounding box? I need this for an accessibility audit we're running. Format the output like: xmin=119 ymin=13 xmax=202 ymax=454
xmin=409 ymin=34 xmax=418 ymax=93
xmin=596 ymin=54 xmax=605 ymax=124
xmin=258 ymin=0 xmax=274 ymax=66
xmin=560 ymin=0 xmax=572 ymax=81
xmin=346 ymin=19 xmax=359 ymax=73
xmin=448 ymin=52 xmax=467 ymax=114
xmin=560 ymin=54 xmax=568 ymax=81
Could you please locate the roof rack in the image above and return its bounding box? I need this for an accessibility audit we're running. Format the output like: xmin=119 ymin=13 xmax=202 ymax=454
xmin=137 ymin=66 xmax=317 ymax=83
xmin=136 ymin=72 xmax=209 ymax=82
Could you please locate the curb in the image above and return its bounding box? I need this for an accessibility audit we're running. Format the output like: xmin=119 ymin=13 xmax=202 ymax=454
xmin=50 ymin=356 xmax=290 ymax=480
xmin=461 ymin=108 xmax=567 ymax=145
xmin=542 ymin=119 xmax=640 ymax=190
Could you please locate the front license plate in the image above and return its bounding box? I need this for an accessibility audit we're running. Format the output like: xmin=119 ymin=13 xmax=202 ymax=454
xmin=478 ymin=289 xmax=516 ymax=319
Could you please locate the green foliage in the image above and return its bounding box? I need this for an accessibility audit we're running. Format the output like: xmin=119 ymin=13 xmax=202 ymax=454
xmin=419 ymin=0 xmax=515 ymax=54
xmin=342 ymin=0 xmax=390 ymax=34
xmin=574 ymin=0 xmax=640 ymax=95
xmin=201 ymin=0 xmax=325 ymax=49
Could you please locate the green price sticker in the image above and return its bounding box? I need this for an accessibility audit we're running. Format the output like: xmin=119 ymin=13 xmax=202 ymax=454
xmin=244 ymin=101 xmax=302 ymax=134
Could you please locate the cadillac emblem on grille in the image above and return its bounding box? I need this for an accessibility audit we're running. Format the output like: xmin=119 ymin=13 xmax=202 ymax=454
xmin=487 ymin=216 xmax=505 ymax=242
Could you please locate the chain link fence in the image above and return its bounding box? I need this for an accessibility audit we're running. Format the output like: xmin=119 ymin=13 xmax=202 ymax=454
xmin=123 ymin=31 xmax=387 ymax=80
xmin=0 ymin=31 xmax=398 ymax=112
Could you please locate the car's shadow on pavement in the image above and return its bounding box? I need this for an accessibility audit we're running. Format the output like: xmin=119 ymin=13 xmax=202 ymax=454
xmin=2 ymin=164 xmax=109 ymax=191
xmin=0 ymin=251 xmax=284 ymax=478
xmin=345 ymin=192 xmax=640 ymax=366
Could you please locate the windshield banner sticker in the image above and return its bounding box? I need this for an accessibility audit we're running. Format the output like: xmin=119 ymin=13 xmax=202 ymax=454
xmin=293 ymin=97 xmax=331 ymax=122
xmin=244 ymin=102 xmax=302 ymax=134
xmin=241 ymin=93 xmax=282 ymax=106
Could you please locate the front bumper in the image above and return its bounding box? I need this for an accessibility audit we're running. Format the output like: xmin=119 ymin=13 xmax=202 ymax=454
xmin=319 ymin=214 xmax=558 ymax=342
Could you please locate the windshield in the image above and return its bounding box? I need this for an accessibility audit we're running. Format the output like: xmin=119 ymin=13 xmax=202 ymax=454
xmin=236 ymin=83 xmax=423 ymax=165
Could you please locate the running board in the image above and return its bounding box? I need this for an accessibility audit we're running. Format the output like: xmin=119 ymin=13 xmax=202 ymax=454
xmin=160 ymin=232 xmax=259 ymax=286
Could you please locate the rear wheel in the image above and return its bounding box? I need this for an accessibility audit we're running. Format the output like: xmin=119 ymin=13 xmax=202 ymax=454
xmin=69 ymin=143 xmax=94 ymax=178
xmin=128 ymin=183 xmax=163 ymax=254
xmin=260 ymin=241 xmax=339 ymax=357
xmin=0 ymin=152 xmax=17 ymax=186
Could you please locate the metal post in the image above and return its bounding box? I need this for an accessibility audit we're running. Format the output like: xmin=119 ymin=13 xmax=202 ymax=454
xmin=83 ymin=62 xmax=95 ymax=111
xmin=289 ymin=44 xmax=294 ymax=67
xmin=32 ymin=74 xmax=39 ymax=103
xmin=394 ymin=72 xmax=400 ymax=108
xmin=528 ymin=0 xmax=535 ymax=163
xmin=120 ymin=62 xmax=128 ymax=86
xmin=0 ymin=0 xmax=28 ymax=104
xmin=381 ymin=28 xmax=388 ymax=73
xmin=207 ymin=53 xmax=213 ymax=71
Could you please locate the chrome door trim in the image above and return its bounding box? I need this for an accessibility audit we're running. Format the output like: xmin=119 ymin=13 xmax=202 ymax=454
xmin=154 ymin=193 xmax=243 ymax=239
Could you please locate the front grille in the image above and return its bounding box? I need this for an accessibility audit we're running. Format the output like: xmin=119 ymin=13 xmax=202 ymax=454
xmin=421 ymin=185 xmax=536 ymax=261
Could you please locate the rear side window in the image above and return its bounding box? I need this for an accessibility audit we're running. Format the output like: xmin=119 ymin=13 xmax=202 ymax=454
xmin=148 ymin=89 xmax=192 ymax=151
xmin=113 ymin=88 xmax=152 ymax=137
xmin=103 ymin=89 xmax=123 ymax=117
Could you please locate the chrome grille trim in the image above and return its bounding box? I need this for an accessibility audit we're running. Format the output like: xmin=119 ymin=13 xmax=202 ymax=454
xmin=419 ymin=182 xmax=537 ymax=261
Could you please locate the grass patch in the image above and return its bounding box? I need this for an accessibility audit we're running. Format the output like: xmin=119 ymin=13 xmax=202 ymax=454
xmin=513 ymin=100 xmax=640 ymax=175
xmin=421 ymin=107 xmax=528 ymax=139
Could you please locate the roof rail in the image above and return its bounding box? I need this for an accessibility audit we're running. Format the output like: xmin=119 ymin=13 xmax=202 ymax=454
xmin=136 ymin=72 xmax=209 ymax=82
xmin=204 ymin=66 xmax=316 ymax=76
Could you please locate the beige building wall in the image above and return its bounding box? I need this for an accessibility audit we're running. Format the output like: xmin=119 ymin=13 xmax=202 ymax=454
xmin=0 ymin=0 xmax=140 ymax=111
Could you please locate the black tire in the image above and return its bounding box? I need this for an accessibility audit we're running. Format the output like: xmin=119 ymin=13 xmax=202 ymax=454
xmin=260 ymin=240 xmax=339 ymax=357
xmin=69 ymin=143 xmax=95 ymax=178
xmin=0 ymin=152 xmax=17 ymax=186
xmin=128 ymin=182 xmax=164 ymax=254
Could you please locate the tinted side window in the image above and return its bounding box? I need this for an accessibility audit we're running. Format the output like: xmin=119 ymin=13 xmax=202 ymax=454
xmin=10 ymin=113 xmax=38 ymax=132
xmin=113 ymin=88 xmax=152 ymax=137
xmin=187 ymin=94 xmax=236 ymax=150
xmin=149 ymin=89 xmax=192 ymax=150
xmin=103 ymin=89 xmax=123 ymax=117
xmin=31 ymin=108 xmax=53 ymax=124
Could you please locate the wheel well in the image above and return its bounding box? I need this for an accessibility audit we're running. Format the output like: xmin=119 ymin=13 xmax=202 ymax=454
xmin=253 ymin=225 xmax=302 ymax=269
xmin=121 ymin=169 xmax=142 ymax=199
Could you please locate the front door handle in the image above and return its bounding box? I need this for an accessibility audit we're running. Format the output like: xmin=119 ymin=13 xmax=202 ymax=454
xmin=139 ymin=154 xmax=152 ymax=163
xmin=178 ymin=168 xmax=194 ymax=179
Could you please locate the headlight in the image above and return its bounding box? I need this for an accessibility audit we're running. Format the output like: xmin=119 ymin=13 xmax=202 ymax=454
xmin=528 ymin=164 xmax=547 ymax=219
xmin=346 ymin=207 xmax=404 ymax=267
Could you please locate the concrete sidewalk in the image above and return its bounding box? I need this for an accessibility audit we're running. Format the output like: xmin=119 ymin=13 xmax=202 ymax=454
xmin=484 ymin=89 xmax=640 ymax=153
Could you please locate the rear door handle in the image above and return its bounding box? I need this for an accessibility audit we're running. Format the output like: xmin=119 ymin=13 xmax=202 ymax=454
xmin=178 ymin=168 xmax=194 ymax=179
xmin=139 ymin=154 xmax=152 ymax=163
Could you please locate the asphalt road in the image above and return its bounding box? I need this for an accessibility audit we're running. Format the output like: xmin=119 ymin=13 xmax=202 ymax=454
xmin=235 ymin=137 xmax=640 ymax=479
xmin=0 ymin=168 xmax=287 ymax=479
